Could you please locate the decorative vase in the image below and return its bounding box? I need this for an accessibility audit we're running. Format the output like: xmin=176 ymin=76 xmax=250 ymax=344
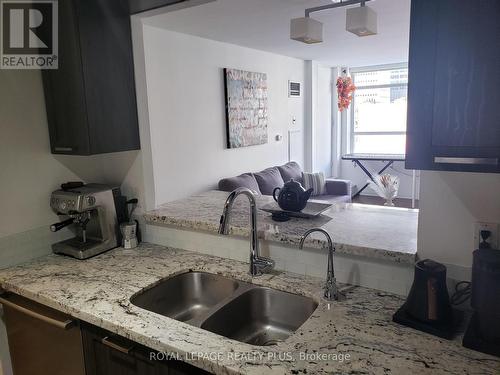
xmin=369 ymin=174 xmax=400 ymax=207
xmin=384 ymin=198 xmax=395 ymax=207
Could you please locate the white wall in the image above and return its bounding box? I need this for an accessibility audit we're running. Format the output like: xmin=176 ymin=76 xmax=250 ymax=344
xmin=303 ymin=61 xmax=315 ymax=173
xmin=418 ymin=171 xmax=500 ymax=279
xmin=142 ymin=26 xmax=306 ymax=206
xmin=0 ymin=69 xmax=143 ymax=375
xmin=0 ymin=70 xmax=79 ymax=239
xmin=0 ymin=69 xmax=74 ymax=375
xmin=303 ymin=62 xmax=337 ymax=177
xmin=0 ymin=70 xmax=143 ymax=242
xmin=314 ymin=65 xmax=333 ymax=177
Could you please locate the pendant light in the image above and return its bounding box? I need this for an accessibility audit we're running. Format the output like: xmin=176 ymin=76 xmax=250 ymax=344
xmin=290 ymin=0 xmax=377 ymax=44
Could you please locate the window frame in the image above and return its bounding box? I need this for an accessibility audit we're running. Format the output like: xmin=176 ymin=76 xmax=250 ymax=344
xmin=349 ymin=63 xmax=409 ymax=155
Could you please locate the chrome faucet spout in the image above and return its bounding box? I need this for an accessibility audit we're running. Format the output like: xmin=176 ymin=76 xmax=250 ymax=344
xmin=219 ymin=188 xmax=275 ymax=276
xmin=299 ymin=228 xmax=340 ymax=301
xmin=218 ymin=191 xmax=237 ymax=235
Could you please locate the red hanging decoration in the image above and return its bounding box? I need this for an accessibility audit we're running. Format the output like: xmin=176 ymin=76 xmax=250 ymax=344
xmin=336 ymin=76 xmax=356 ymax=112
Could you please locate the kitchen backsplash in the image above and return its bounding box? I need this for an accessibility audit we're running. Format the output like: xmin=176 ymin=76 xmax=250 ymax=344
xmin=0 ymin=226 xmax=72 ymax=270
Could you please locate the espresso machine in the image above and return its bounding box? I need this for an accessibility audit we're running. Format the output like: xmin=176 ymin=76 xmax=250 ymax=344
xmin=49 ymin=183 xmax=125 ymax=259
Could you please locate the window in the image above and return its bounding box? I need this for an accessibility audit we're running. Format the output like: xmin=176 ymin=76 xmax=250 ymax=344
xmin=350 ymin=64 xmax=408 ymax=155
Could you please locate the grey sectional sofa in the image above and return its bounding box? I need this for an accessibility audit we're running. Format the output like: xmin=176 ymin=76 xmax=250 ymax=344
xmin=218 ymin=162 xmax=352 ymax=204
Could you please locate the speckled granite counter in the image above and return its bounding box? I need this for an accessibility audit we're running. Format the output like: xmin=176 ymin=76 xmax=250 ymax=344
xmin=144 ymin=190 xmax=418 ymax=264
xmin=0 ymin=244 xmax=498 ymax=375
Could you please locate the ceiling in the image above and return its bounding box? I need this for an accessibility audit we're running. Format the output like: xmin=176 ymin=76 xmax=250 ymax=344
xmin=145 ymin=0 xmax=411 ymax=67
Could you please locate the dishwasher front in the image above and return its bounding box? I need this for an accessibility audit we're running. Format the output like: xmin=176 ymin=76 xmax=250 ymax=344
xmin=0 ymin=293 xmax=85 ymax=375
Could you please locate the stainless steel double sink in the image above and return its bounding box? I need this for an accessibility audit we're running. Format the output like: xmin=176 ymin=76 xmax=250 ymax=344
xmin=130 ymin=272 xmax=318 ymax=346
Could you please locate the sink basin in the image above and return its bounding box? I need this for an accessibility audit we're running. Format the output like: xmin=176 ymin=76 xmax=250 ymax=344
xmin=130 ymin=272 xmax=239 ymax=322
xmin=131 ymin=271 xmax=318 ymax=346
xmin=201 ymin=287 xmax=318 ymax=345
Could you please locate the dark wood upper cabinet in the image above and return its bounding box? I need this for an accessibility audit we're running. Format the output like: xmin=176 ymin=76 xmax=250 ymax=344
xmin=43 ymin=0 xmax=140 ymax=155
xmin=405 ymin=0 xmax=500 ymax=173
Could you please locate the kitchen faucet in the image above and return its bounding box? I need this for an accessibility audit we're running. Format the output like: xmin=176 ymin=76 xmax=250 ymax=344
xmin=299 ymin=228 xmax=340 ymax=301
xmin=218 ymin=188 xmax=275 ymax=276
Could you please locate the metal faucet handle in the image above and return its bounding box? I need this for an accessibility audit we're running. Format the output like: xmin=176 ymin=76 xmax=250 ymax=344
xmin=324 ymin=278 xmax=342 ymax=301
xmin=256 ymin=256 xmax=275 ymax=270
xmin=250 ymin=256 xmax=275 ymax=276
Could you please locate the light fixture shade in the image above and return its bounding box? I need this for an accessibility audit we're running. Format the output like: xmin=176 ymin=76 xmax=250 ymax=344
xmin=346 ymin=5 xmax=377 ymax=37
xmin=290 ymin=17 xmax=323 ymax=44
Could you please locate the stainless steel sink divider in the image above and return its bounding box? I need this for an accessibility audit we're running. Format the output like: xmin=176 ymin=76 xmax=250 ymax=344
xmin=181 ymin=279 xmax=256 ymax=328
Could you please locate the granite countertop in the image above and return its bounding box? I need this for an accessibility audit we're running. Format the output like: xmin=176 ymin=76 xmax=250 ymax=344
xmin=144 ymin=190 xmax=418 ymax=264
xmin=0 ymin=243 xmax=498 ymax=375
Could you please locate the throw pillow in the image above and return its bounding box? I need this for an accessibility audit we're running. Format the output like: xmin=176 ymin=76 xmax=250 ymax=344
xmin=302 ymin=172 xmax=326 ymax=196
xmin=218 ymin=173 xmax=261 ymax=195
xmin=278 ymin=161 xmax=303 ymax=183
xmin=254 ymin=167 xmax=285 ymax=195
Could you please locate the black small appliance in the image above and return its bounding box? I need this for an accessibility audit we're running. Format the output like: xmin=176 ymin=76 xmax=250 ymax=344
xmin=463 ymin=248 xmax=500 ymax=358
xmin=393 ymin=259 xmax=461 ymax=339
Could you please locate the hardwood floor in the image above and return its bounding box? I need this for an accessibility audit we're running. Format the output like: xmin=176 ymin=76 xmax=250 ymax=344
xmin=352 ymin=195 xmax=419 ymax=209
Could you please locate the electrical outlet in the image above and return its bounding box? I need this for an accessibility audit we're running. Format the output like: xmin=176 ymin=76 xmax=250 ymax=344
xmin=473 ymin=222 xmax=499 ymax=250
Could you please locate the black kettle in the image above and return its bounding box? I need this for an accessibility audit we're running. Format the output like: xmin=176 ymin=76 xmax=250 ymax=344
xmin=404 ymin=259 xmax=452 ymax=323
xmin=273 ymin=179 xmax=313 ymax=212
xmin=393 ymin=259 xmax=458 ymax=340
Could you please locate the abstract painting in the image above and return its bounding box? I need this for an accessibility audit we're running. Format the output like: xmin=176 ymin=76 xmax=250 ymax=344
xmin=224 ymin=68 xmax=268 ymax=148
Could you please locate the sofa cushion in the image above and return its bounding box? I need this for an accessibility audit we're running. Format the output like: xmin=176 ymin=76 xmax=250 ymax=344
xmin=278 ymin=161 xmax=303 ymax=183
xmin=302 ymin=172 xmax=327 ymax=196
xmin=325 ymin=178 xmax=352 ymax=197
xmin=254 ymin=167 xmax=284 ymax=195
xmin=218 ymin=173 xmax=261 ymax=194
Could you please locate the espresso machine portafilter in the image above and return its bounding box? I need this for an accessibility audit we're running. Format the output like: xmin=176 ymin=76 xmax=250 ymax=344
xmin=49 ymin=183 xmax=123 ymax=259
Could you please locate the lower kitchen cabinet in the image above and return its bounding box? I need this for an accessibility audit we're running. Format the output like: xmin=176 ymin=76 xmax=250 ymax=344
xmin=0 ymin=292 xmax=210 ymax=375
xmin=0 ymin=293 xmax=86 ymax=375
xmin=81 ymin=323 xmax=210 ymax=375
